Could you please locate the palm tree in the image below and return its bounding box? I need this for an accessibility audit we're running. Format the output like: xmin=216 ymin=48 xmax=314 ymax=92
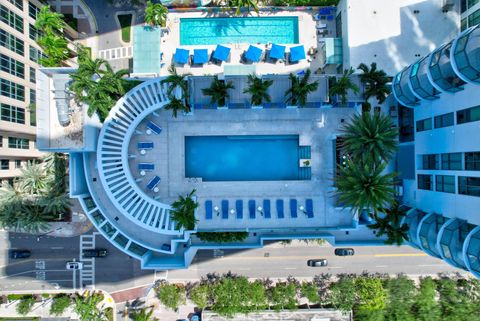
xmin=170 ymin=189 xmax=198 ymax=231
xmin=243 ymin=74 xmax=273 ymax=106
xmin=161 ymin=65 xmax=190 ymax=100
xmin=341 ymin=112 xmax=398 ymax=164
xmin=35 ymin=6 xmax=65 ymax=35
xmin=358 ymin=62 xmax=390 ymax=104
xmin=368 ymin=202 xmax=409 ymax=245
xmin=285 ymin=69 xmax=319 ymax=107
xmin=329 ymin=67 xmax=359 ymax=106
xmin=144 ymin=1 xmax=168 ymax=27
xmin=37 ymin=34 xmax=69 ymax=66
xmin=229 ymin=0 xmax=260 ymax=15
xmin=335 ymin=159 xmax=397 ymax=215
xmin=18 ymin=162 xmax=46 ymax=195
xmin=40 ymin=193 xmax=71 ymax=220
xmin=164 ymin=95 xmax=191 ymax=118
xmin=130 ymin=307 xmax=157 ymax=321
xmin=202 ymin=76 xmax=234 ymax=107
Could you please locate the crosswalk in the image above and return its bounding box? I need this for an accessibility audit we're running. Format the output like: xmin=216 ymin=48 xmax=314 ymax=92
xmin=79 ymin=233 xmax=97 ymax=289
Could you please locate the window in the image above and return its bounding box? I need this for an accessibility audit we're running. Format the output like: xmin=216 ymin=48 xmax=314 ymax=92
xmin=459 ymin=176 xmax=480 ymax=197
xmin=28 ymin=24 xmax=42 ymax=41
xmin=29 ymin=45 xmax=45 ymax=64
xmin=465 ymin=152 xmax=480 ymax=171
xmin=434 ymin=112 xmax=454 ymax=128
xmin=14 ymin=159 xmax=21 ymax=168
xmin=416 ymin=118 xmax=432 ymax=132
xmin=0 ymin=53 xmax=24 ymax=78
xmin=441 ymin=153 xmax=462 ymax=170
xmin=8 ymin=137 xmax=29 ymax=149
xmin=29 ymin=104 xmax=35 ymax=126
xmin=0 ymin=5 xmax=23 ymax=33
xmin=28 ymin=2 xmax=40 ymax=20
xmin=30 ymin=88 xmax=35 ymax=105
xmin=418 ymin=174 xmax=433 ymax=190
xmin=422 ymin=154 xmax=439 ymax=170
xmin=1 ymin=103 xmax=24 ymax=124
xmin=0 ymin=136 xmax=2 ymax=147
xmin=469 ymin=8 xmax=480 ymax=27
xmin=0 ymin=78 xmax=24 ymax=101
xmin=0 ymin=28 xmax=24 ymax=55
xmin=7 ymin=0 xmax=23 ymax=10
xmin=29 ymin=67 xmax=35 ymax=83
xmin=436 ymin=175 xmax=456 ymax=193
xmin=457 ymin=105 xmax=480 ymax=124
xmin=0 ymin=160 xmax=8 ymax=170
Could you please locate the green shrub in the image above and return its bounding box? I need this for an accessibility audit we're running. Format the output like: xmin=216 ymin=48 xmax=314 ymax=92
xmin=7 ymin=294 xmax=27 ymax=301
xmin=157 ymin=283 xmax=185 ymax=311
xmin=196 ymin=232 xmax=249 ymax=243
xmin=104 ymin=307 xmax=114 ymax=321
xmin=50 ymin=295 xmax=71 ymax=315
xmin=16 ymin=296 xmax=36 ymax=315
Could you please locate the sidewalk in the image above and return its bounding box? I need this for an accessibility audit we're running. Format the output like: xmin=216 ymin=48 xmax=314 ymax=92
xmin=49 ymin=200 xmax=93 ymax=237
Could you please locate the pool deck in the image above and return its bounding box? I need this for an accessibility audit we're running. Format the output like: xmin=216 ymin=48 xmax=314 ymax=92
xmin=128 ymin=106 xmax=357 ymax=231
xmin=158 ymin=11 xmax=323 ymax=76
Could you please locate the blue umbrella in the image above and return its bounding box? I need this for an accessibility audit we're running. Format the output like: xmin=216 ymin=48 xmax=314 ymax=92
xmin=174 ymin=48 xmax=189 ymax=64
xmin=289 ymin=45 xmax=306 ymax=62
xmin=269 ymin=44 xmax=286 ymax=60
xmin=212 ymin=45 xmax=231 ymax=62
xmin=193 ymin=49 xmax=209 ymax=64
xmin=245 ymin=45 xmax=262 ymax=62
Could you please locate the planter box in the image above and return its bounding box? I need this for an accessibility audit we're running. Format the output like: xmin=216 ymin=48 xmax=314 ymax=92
xmin=299 ymin=159 xmax=311 ymax=167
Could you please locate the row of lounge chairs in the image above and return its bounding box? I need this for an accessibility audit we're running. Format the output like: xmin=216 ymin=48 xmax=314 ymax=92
xmin=136 ymin=120 xmax=163 ymax=192
xmin=204 ymin=199 xmax=314 ymax=220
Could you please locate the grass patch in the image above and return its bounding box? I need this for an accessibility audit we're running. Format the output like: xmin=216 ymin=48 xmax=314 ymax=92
xmin=117 ymin=14 xmax=133 ymax=43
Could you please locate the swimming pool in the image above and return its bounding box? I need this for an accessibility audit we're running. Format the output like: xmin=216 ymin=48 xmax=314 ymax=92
xmin=185 ymin=135 xmax=300 ymax=181
xmin=179 ymin=17 xmax=299 ymax=46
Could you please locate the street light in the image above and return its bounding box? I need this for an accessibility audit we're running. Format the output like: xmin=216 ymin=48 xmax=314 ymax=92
xmin=36 ymin=227 xmax=62 ymax=241
xmin=257 ymin=206 xmax=263 ymax=216
xmin=299 ymin=205 xmax=307 ymax=215
xmin=214 ymin=206 xmax=220 ymax=216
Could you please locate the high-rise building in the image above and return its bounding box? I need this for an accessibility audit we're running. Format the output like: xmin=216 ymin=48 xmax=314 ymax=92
xmin=461 ymin=0 xmax=480 ymax=30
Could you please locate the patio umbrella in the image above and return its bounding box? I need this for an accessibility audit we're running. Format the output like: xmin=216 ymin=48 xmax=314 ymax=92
xmin=174 ymin=48 xmax=189 ymax=64
xmin=245 ymin=45 xmax=262 ymax=62
xmin=193 ymin=49 xmax=209 ymax=64
xmin=269 ymin=44 xmax=286 ymax=60
xmin=289 ymin=45 xmax=306 ymax=62
xmin=212 ymin=45 xmax=231 ymax=62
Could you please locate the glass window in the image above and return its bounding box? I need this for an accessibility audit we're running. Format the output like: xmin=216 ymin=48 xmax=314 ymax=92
xmin=14 ymin=159 xmax=21 ymax=168
xmin=468 ymin=8 xmax=480 ymax=27
xmin=29 ymin=45 xmax=45 ymax=64
xmin=0 ymin=53 xmax=24 ymax=78
xmin=465 ymin=152 xmax=480 ymax=170
xmin=416 ymin=118 xmax=432 ymax=132
xmin=436 ymin=175 xmax=456 ymax=193
xmin=0 ymin=28 xmax=24 ymax=55
xmin=434 ymin=112 xmax=454 ymax=128
xmin=0 ymin=78 xmax=24 ymax=101
xmin=30 ymin=88 xmax=35 ymax=105
xmin=422 ymin=154 xmax=439 ymax=170
xmin=468 ymin=0 xmax=480 ymax=9
xmin=0 ymin=160 xmax=8 ymax=170
xmin=457 ymin=105 xmax=480 ymax=124
xmin=459 ymin=176 xmax=480 ymax=197
xmin=29 ymin=103 xmax=36 ymax=126
xmin=28 ymin=2 xmax=40 ymax=20
xmin=418 ymin=174 xmax=433 ymax=190
xmin=29 ymin=67 xmax=35 ymax=83
xmin=7 ymin=0 xmax=23 ymax=10
xmin=0 ymin=103 xmax=24 ymax=124
xmin=461 ymin=0 xmax=467 ymax=12
xmin=28 ymin=24 xmax=42 ymax=41
xmin=0 ymin=5 xmax=23 ymax=33
xmin=0 ymin=136 xmax=2 ymax=147
xmin=441 ymin=153 xmax=462 ymax=170
xmin=8 ymin=137 xmax=29 ymax=149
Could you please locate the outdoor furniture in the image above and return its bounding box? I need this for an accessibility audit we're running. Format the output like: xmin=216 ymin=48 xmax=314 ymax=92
xmin=137 ymin=142 xmax=154 ymax=150
xmin=268 ymin=44 xmax=286 ymax=60
xmin=263 ymin=200 xmax=271 ymax=219
xmin=316 ymin=22 xmax=327 ymax=29
xmin=244 ymin=45 xmax=263 ymax=63
xmin=248 ymin=200 xmax=256 ymax=219
xmin=289 ymin=45 xmax=306 ymax=63
xmin=147 ymin=121 xmax=162 ymax=135
xmin=138 ymin=163 xmax=155 ymax=171
xmin=212 ymin=45 xmax=231 ymax=64
xmin=236 ymin=200 xmax=243 ymax=219
xmin=290 ymin=199 xmax=298 ymax=218
xmin=276 ymin=199 xmax=285 ymax=218
xmin=146 ymin=176 xmax=161 ymax=191
xmin=193 ymin=49 xmax=209 ymax=65
xmin=174 ymin=48 xmax=190 ymax=65
xmin=221 ymin=200 xmax=229 ymax=219
xmin=306 ymin=199 xmax=314 ymax=218
xmin=205 ymin=200 xmax=213 ymax=220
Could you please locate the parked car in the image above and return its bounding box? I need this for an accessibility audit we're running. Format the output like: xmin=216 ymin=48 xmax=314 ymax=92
xmin=66 ymin=262 xmax=83 ymax=270
xmin=307 ymin=259 xmax=328 ymax=267
xmin=82 ymin=249 xmax=108 ymax=258
xmin=9 ymin=250 xmax=31 ymax=259
xmin=334 ymin=248 xmax=355 ymax=256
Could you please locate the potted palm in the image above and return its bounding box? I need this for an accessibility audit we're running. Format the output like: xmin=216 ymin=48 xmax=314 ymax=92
xmin=358 ymin=62 xmax=390 ymax=104
xmin=285 ymin=69 xmax=319 ymax=108
xmin=170 ymin=189 xmax=198 ymax=231
xmin=328 ymin=67 xmax=360 ymax=107
xmin=202 ymin=76 xmax=235 ymax=109
xmin=144 ymin=1 xmax=168 ymax=28
xmin=243 ymin=74 xmax=273 ymax=109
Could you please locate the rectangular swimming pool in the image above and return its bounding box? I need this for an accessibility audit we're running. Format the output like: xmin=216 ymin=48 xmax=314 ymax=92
xmin=185 ymin=135 xmax=300 ymax=181
xmin=179 ymin=17 xmax=299 ymax=46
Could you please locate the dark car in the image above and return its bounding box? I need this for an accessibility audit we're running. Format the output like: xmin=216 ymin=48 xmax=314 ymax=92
xmin=334 ymin=248 xmax=355 ymax=256
xmin=307 ymin=259 xmax=328 ymax=267
xmin=82 ymin=249 xmax=108 ymax=258
xmin=9 ymin=250 xmax=31 ymax=259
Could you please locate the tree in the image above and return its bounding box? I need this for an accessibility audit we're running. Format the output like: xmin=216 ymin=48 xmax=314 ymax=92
xmin=18 ymin=161 xmax=47 ymax=195
xmin=436 ymin=277 xmax=476 ymax=321
xmin=368 ymin=202 xmax=409 ymax=246
xmin=144 ymin=1 xmax=168 ymax=27
xmin=16 ymin=296 xmax=35 ymax=315
xmin=329 ymin=276 xmax=356 ymax=313
xmin=300 ymin=281 xmax=320 ymax=306
xmin=269 ymin=282 xmax=297 ymax=311
xmin=35 ymin=6 xmax=65 ymax=35
xmin=384 ymin=275 xmax=416 ymax=321
xmin=412 ymin=277 xmax=441 ymax=321
xmin=196 ymin=232 xmax=248 ymax=243
xmin=229 ymin=0 xmax=260 ymax=15
xmin=74 ymin=291 xmax=107 ymax=321
xmin=243 ymin=74 xmax=273 ymax=106
xmin=189 ymin=284 xmax=210 ymax=310
xmin=164 ymin=95 xmax=191 ymax=118
xmin=202 ymin=76 xmax=235 ymax=107
xmin=161 ymin=65 xmax=190 ymax=99
xmin=329 ymin=67 xmax=359 ymax=106
xmin=38 ymin=33 xmax=70 ymax=66
xmin=285 ymin=69 xmax=319 ymax=107
xmin=358 ymin=62 xmax=390 ymax=104
xmin=50 ymin=295 xmax=71 ymax=315
xmin=156 ymin=282 xmax=185 ymax=311
xmin=211 ymin=276 xmax=253 ymax=316
xmin=170 ymin=189 xmax=198 ymax=230
xmin=130 ymin=307 xmax=157 ymax=321
xmin=341 ymin=112 xmax=398 ymax=164
xmin=355 ymin=276 xmax=387 ymax=312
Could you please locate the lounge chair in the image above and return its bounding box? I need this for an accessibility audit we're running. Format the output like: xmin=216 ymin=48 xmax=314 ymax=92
xmin=290 ymin=199 xmax=298 ymax=218
xmin=248 ymin=200 xmax=256 ymax=219
xmin=306 ymin=199 xmax=314 ymax=218
xmin=146 ymin=176 xmax=161 ymax=190
xmin=138 ymin=163 xmax=154 ymax=171
xmin=263 ymin=200 xmax=271 ymax=219
xmin=147 ymin=121 xmax=162 ymax=135
xmin=138 ymin=142 xmax=154 ymax=150
xmin=236 ymin=200 xmax=243 ymax=219
xmin=205 ymin=200 xmax=213 ymax=220
xmin=276 ymin=200 xmax=284 ymax=218
xmin=221 ymin=200 xmax=229 ymax=219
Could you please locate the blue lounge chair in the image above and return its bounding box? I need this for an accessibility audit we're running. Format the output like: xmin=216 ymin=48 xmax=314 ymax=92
xmin=248 ymin=200 xmax=256 ymax=219
xmin=306 ymin=199 xmax=314 ymax=218
xmin=147 ymin=121 xmax=162 ymax=135
xmin=290 ymin=199 xmax=298 ymax=218
xmin=138 ymin=163 xmax=154 ymax=171
xmin=236 ymin=200 xmax=243 ymax=219
xmin=276 ymin=200 xmax=284 ymax=219
xmin=138 ymin=142 xmax=153 ymax=149
xmin=205 ymin=200 xmax=213 ymax=220
xmin=146 ymin=176 xmax=161 ymax=190
xmin=263 ymin=200 xmax=271 ymax=219
xmin=221 ymin=200 xmax=229 ymax=219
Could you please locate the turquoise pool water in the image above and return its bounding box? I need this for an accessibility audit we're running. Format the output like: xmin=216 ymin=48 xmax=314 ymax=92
xmin=185 ymin=135 xmax=299 ymax=181
xmin=179 ymin=17 xmax=299 ymax=46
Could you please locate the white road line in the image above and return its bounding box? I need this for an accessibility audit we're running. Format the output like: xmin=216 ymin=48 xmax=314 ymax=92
xmin=50 ymin=247 xmax=64 ymax=250
xmin=327 ymin=266 xmax=343 ymax=269
xmin=284 ymin=267 xmax=297 ymax=270
xmin=375 ymin=265 xmax=388 ymax=268
xmin=418 ymin=264 xmax=444 ymax=267
xmin=0 ymin=269 xmax=68 ymax=279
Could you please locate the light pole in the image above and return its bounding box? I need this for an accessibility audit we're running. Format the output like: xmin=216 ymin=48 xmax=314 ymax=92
xmin=299 ymin=205 xmax=307 ymax=216
xmin=257 ymin=206 xmax=263 ymax=216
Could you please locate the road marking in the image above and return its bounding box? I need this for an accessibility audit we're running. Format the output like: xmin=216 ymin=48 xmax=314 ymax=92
xmin=284 ymin=267 xmax=297 ymax=270
xmin=374 ymin=253 xmax=427 ymax=257
xmin=0 ymin=270 xmax=68 ymax=279
xmin=375 ymin=265 xmax=388 ymax=268
xmin=238 ymin=268 xmax=251 ymax=271
xmin=417 ymin=264 xmax=444 ymax=267
xmin=50 ymin=247 xmax=64 ymax=250
xmin=79 ymin=234 xmax=96 ymax=289
xmin=213 ymin=252 xmax=428 ymax=261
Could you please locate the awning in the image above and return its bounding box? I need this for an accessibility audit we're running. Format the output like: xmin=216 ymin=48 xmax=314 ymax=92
xmin=193 ymin=49 xmax=209 ymax=64
xmin=290 ymin=45 xmax=306 ymax=62
xmin=269 ymin=44 xmax=286 ymax=60
xmin=213 ymin=45 xmax=231 ymax=62
xmin=174 ymin=48 xmax=190 ymax=64
xmin=245 ymin=45 xmax=262 ymax=62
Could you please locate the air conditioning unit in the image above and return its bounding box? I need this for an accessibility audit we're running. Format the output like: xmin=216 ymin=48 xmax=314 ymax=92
xmin=442 ymin=0 xmax=454 ymax=11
